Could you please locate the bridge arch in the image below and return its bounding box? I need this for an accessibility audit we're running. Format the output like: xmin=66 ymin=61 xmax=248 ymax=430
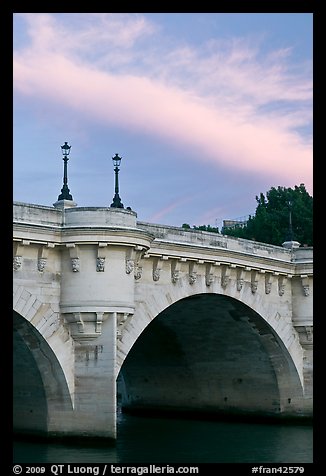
xmin=118 ymin=291 xmax=306 ymax=420
xmin=13 ymin=284 xmax=75 ymax=399
xmin=13 ymin=311 xmax=73 ymax=436
xmin=118 ymin=282 xmax=304 ymax=382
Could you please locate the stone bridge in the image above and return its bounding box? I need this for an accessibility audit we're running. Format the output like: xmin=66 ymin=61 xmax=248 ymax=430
xmin=13 ymin=201 xmax=313 ymax=440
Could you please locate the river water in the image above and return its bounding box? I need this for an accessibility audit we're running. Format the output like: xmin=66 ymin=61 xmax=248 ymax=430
xmin=13 ymin=411 xmax=313 ymax=464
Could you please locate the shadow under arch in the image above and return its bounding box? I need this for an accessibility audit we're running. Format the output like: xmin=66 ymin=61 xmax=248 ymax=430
xmin=13 ymin=311 xmax=73 ymax=437
xmin=118 ymin=293 xmax=305 ymax=422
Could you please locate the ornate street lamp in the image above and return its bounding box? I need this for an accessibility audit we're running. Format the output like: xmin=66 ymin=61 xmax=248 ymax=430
xmin=286 ymin=200 xmax=294 ymax=242
xmin=282 ymin=199 xmax=300 ymax=248
xmin=110 ymin=153 xmax=124 ymax=208
xmin=57 ymin=141 xmax=73 ymax=201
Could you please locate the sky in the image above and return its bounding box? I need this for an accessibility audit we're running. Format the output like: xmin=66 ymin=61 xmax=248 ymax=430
xmin=13 ymin=12 xmax=313 ymax=230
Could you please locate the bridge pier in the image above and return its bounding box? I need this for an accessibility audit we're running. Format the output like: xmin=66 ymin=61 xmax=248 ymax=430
xmin=48 ymin=316 xmax=117 ymax=440
xmin=13 ymin=311 xmax=118 ymax=440
xmin=48 ymin=207 xmax=153 ymax=439
xmin=291 ymin=266 xmax=313 ymax=411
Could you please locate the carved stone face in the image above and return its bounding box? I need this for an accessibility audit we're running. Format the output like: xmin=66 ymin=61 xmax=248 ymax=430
xmin=96 ymin=257 xmax=105 ymax=272
xmin=237 ymin=278 xmax=244 ymax=291
xmin=303 ymin=285 xmax=310 ymax=296
xmin=206 ymin=274 xmax=214 ymax=286
xmin=134 ymin=266 xmax=142 ymax=280
xmin=13 ymin=256 xmax=22 ymax=271
xmin=278 ymin=284 xmax=285 ymax=296
xmin=71 ymin=258 xmax=80 ymax=272
xmin=221 ymin=276 xmax=229 ymax=288
xmin=38 ymin=258 xmax=47 ymax=272
xmin=171 ymin=270 xmax=180 ymax=283
xmin=265 ymin=282 xmax=272 ymax=294
xmin=251 ymin=281 xmax=258 ymax=293
xmin=189 ymin=272 xmax=197 ymax=285
xmin=125 ymin=259 xmax=134 ymax=274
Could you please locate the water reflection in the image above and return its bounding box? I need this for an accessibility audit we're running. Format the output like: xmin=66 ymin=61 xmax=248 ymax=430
xmin=13 ymin=413 xmax=313 ymax=464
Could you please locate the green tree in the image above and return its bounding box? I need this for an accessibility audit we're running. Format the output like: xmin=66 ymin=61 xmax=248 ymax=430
xmin=222 ymin=184 xmax=313 ymax=246
xmin=182 ymin=223 xmax=220 ymax=233
xmin=193 ymin=224 xmax=220 ymax=233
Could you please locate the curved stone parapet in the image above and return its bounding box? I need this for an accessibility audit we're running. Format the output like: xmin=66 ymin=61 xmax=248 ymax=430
xmin=64 ymin=206 xmax=137 ymax=228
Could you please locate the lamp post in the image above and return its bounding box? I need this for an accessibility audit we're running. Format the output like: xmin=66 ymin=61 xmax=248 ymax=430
xmin=110 ymin=153 xmax=124 ymax=208
xmin=282 ymin=199 xmax=300 ymax=248
xmin=286 ymin=200 xmax=294 ymax=242
xmin=57 ymin=141 xmax=73 ymax=201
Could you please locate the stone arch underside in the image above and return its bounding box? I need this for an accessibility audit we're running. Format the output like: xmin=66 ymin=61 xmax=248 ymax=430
xmin=13 ymin=312 xmax=73 ymax=436
xmin=118 ymin=294 xmax=306 ymax=420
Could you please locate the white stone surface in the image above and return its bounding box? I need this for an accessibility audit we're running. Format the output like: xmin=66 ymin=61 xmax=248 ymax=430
xmin=13 ymin=202 xmax=313 ymax=438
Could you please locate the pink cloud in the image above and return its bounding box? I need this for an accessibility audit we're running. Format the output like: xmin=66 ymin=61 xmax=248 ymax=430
xmin=13 ymin=14 xmax=312 ymax=195
xmin=148 ymin=196 xmax=194 ymax=223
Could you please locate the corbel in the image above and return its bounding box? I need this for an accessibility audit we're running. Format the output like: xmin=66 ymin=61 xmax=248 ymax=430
xmin=95 ymin=312 xmax=104 ymax=333
xmin=96 ymin=242 xmax=108 ymax=272
xmin=236 ymin=267 xmax=245 ymax=291
xmin=300 ymin=275 xmax=310 ymax=297
xmin=74 ymin=312 xmax=85 ymax=333
xmin=134 ymin=264 xmax=143 ymax=280
xmin=171 ymin=259 xmax=182 ymax=283
xmin=152 ymin=257 xmax=163 ymax=282
xmin=66 ymin=243 xmax=80 ymax=272
xmin=13 ymin=255 xmax=22 ymax=271
xmin=188 ymin=261 xmax=198 ymax=285
xmin=205 ymin=262 xmax=215 ymax=287
xmin=125 ymin=246 xmax=145 ymax=276
xmin=221 ymin=264 xmax=230 ymax=288
xmin=278 ymin=275 xmax=286 ymax=296
xmin=250 ymin=270 xmax=258 ymax=294
xmin=304 ymin=325 xmax=313 ymax=342
xmin=37 ymin=245 xmax=50 ymax=272
xmin=264 ymin=272 xmax=273 ymax=294
xmin=13 ymin=241 xmax=27 ymax=271
xmin=295 ymin=325 xmax=313 ymax=348
xmin=116 ymin=312 xmax=130 ymax=339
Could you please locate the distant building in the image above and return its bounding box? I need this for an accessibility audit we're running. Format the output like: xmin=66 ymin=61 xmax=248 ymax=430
xmin=222 ymin=215 xmax=250 ymax=231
